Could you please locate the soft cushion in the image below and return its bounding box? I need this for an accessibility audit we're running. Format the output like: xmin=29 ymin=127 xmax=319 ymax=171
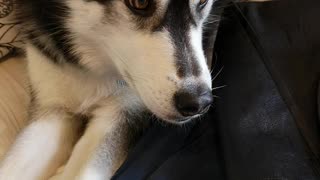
xmin=0 ymin=0 xmax=23 ymax=59
xmin=0 ymin=57 xmax=30 ymax=159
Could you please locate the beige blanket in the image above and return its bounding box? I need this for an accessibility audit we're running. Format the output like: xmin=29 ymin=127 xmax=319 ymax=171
xmin=0 ymin=57 xmax=29 ymax=159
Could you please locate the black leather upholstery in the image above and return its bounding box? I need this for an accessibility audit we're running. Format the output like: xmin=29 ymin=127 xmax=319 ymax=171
xmin=213 ymin=1 xmax=320 ymax=179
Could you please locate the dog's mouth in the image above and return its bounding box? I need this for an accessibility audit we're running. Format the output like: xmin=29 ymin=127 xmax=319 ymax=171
xmin=164 ymin=115 xmax=201 ymax=125
xmin=161 ymin=105 xmax=211 ymax=125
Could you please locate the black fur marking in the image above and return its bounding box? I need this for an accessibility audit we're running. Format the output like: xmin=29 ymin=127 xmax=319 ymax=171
xmin=16 ymin=0 xmax=81 ymax=66
xmin=27 ymin=84 xmax=39 ymax=121
xmin=155 ymin=0 xmax=201 ymax=78
xmin=28 ymin=33 xmax=60 ymax=64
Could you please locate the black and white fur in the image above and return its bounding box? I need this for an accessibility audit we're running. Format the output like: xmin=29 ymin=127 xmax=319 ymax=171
xmin=0 ymin=0 xmax=216 ymax=179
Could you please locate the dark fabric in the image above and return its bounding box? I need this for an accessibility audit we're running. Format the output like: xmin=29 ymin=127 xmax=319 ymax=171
xmin=214 ymin=0 xmax=320 ymax=179
xmin=318 ymin=82 xmax=320 ymax=122
xmin=113 ymin=0 xmax=320 ymax=179
xmin=112 ymin=114 xmax=225 ymax=180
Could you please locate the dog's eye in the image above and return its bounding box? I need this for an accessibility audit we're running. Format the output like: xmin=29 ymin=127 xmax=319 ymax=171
xmin=200 ymin=0 xmax=208 ymax=5
xmin=199 ymin=0 xmax=208 ymax=8
xmin=129 ymin=0 xmax=149 ymax=10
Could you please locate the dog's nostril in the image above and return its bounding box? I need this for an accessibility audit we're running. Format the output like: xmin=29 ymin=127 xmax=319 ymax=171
xmin=175 ymin=90 xmax=213 ymax=117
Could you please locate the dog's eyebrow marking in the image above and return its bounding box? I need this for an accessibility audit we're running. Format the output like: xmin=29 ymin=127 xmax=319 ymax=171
xmin=155 ymin=0 xmax=201 ymax=78
xmin=28 ymin=33 xmax=60 ymax=64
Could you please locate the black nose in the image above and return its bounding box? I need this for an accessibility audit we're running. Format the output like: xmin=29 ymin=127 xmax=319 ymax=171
xmin=174 ymin=90 xmax=213 ymax=117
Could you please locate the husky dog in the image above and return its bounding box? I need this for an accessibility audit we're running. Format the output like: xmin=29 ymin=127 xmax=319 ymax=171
xmin=0 ymin=0 xmax=215 ymax=179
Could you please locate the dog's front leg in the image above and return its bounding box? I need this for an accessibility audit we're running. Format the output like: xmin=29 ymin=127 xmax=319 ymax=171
xmin=0 ymin=109 xmax=82 ymax=180
xmin=58 ymin=103 xmax=128 ymax=180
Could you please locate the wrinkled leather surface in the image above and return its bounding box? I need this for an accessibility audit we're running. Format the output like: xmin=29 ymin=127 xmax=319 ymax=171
xmin=214 ymin=1 xmax=320 ymax=179
xmin=112 ymin=114 xmax=225 ymax=180
xmin=318 ymin=82 xmax=320 ymax=122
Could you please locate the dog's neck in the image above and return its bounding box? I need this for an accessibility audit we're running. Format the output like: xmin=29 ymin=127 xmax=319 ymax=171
xmin=25 ymin=42 xmax=144 ymax=114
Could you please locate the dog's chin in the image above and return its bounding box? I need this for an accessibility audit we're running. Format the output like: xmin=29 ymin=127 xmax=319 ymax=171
xmin=152 ymin=106 xmax=211 ymax=125
xmin=157 ymin=114 xmax=202 ymax=125
xmin=144 ymin=105 xmax=208 ymax=125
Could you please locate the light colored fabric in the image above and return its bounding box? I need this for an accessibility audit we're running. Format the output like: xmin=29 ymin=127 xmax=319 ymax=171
xmin=0 ymin=0 xmax=23 ymax=59
xmin=0 ymin=58 xmax=66 ymax=178
xmin=0 ymin=57 xmax=30 ymax=159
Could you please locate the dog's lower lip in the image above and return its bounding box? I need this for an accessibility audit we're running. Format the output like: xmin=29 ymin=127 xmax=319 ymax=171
xmin=177 ymin=108 xmax=210 ymax=122
xmin=178 ymin=117 xmax=192 ymax=122
xmin=177 ymin=107 xmax=210 ymax=122
xmin=200 ymin=106 xmax=211 ymax=114
xmin=177 ymin=114 xmax=200 ymax=122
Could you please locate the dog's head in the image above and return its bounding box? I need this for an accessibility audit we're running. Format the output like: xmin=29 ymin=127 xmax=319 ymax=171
xmin=69 ymin=0 xmax=215 ymax=123
xmin=22 ymin=0 xmax=216 ymax=124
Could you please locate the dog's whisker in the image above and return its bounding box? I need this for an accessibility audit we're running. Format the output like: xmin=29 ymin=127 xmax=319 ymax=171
xmin=212 ymin=95 xmax=221 ymax=99
xmin=208 ymin=52 xmax=219 ymax=75
xmin=211 ymin=66 xmax=224 ymax=82
xmin=212 ymin=85 xmax=227 ymax=91
xmin=210 ymin=68 xmax=214 ymax=75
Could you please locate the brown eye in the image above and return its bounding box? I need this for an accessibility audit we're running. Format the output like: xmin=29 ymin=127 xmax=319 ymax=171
xmin=199 ymin=0 xmax=208 ymax=6
xmin=129 ymin=0 xmax=149 ymax=10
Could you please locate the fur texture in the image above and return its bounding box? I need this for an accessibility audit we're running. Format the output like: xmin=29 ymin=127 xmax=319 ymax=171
xmin=0 ymin=0 xmax=217 ymax=179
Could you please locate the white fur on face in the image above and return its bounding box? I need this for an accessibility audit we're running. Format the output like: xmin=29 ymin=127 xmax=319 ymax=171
xmin=188 ymin=0 xmax=215 ymax=89
xmin=189 ymin=26 xmax=212 ymax=89
xmin=66 ymin=0 xmax=213 ymax=121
